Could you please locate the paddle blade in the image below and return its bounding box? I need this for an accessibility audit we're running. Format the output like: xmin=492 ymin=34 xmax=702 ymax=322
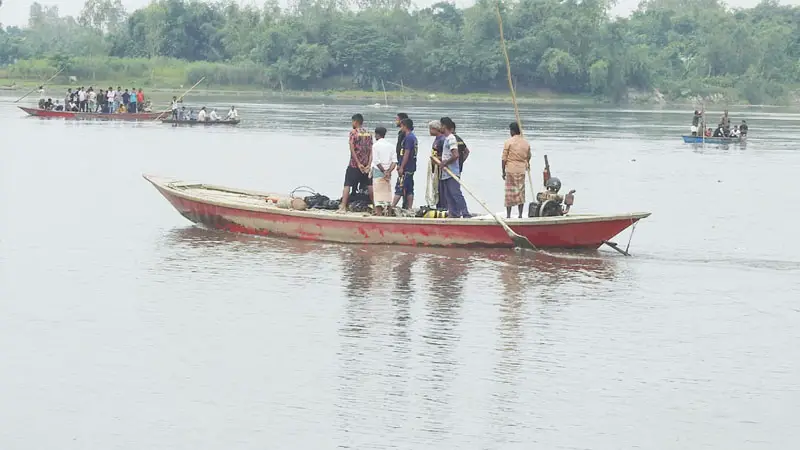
xmin=512 ymin=234 xmax=537 ymax=251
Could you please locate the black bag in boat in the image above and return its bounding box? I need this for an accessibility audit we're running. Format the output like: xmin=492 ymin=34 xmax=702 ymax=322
xmin=347 ymin=190 xmax=371 ymax=212
xmin=304 ymin=194 xmax=332 ymax=209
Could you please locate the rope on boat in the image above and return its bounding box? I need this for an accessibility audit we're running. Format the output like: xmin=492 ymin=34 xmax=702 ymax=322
xmin=290 ymin=185 xmax=318 ymax=198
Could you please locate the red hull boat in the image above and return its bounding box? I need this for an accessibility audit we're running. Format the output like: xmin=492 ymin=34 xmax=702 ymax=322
xmin=144 ymin=175 xmax=650 ymax=249
xmin=19 ymin=106 xmax=163 ymax=121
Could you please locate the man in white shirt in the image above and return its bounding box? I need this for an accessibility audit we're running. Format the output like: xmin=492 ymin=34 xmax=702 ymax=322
xmin=107 ymin=87 xmax=115 ymax=113
xmin=226 ymin=106 xmax=239 ymax=120
xmin=171 ymin=96 xmax=179 ymax=119
xmin=371 ymin=126 xmax=397 ymax=215
xmin=209 ymin=108 xmax=220 ymax=121
xmin=197 ymin=107 xmax=207 ymax=121
xmin=78 ymin=87 xmax=86 ymax=112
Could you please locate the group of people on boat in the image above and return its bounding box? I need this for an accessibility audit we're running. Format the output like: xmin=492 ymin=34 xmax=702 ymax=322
xmin=341 ymin=112 xmax=532 ymax=219
xmin=170 ymin=98 xmax=239 ymax=122
xmin=39 ymin=86 xmax=152 ymax=114
xmin=691 ymin=110 xmax=748 ymax=138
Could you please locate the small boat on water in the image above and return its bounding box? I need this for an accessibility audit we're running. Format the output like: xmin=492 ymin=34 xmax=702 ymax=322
xmin=161 ymin=119 xmax=240 ymax=125
xmin=144 ymin=175 xmax=650 ymax=250
xmin=18 ymin=106 xmax=162 ymax=121
xmin=682 ymin=135 xmax=745 ymax=145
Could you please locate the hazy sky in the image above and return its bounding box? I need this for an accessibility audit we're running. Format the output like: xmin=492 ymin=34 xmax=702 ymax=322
xmin=2 ymin=0 xmax=799 ymax=28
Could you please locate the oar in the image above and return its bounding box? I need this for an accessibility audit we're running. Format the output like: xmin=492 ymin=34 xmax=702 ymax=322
xmin=432 ymin=155 xmax=536 ymax=250
xmin=153 ymin=76 xmax=206 ymax=121
xmin=15 ymin=67 xmax=65 ymax=103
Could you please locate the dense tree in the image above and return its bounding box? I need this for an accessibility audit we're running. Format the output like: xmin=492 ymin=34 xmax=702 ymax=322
xmin=2 ymin=0 xmax=799 ymax=104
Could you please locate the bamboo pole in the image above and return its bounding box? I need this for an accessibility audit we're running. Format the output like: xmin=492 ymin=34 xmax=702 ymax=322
xmin=153 ymin=77 xmax=206 ymax=121
xmin=15 ymin=67 xmax=65 ymax=103
xmin=496 ymin=3 xmax=523 ymax=135
xmin=496 ymin=2 xmax=539 ymax=194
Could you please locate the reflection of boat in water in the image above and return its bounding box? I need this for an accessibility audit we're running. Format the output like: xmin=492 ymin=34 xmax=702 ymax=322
xmin=145 ymin=175 xmax=649 ymax=250
xmin=682 ymin=135 xmax=745 ymax=145
xmin=161 ymin=226 xmax=620 ymax=284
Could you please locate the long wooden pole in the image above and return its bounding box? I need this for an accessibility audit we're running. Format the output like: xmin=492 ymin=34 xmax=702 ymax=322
xmin=496 ymin=3 xmax=540 ymax=203
xmin=153 ymin=77 xmax=206 ymax=121
xmin=15 ymin=67 xmax=65 ymax=103
xmin=432 ymin=155 xmax=536 ymax=250
xmin=496 ymin=3 xmax=523 ymax=135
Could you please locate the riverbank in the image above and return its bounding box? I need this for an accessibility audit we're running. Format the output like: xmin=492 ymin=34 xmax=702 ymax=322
xmin=3 ymin=77 xmax=798 ymax=109
xmin=0 ymin=78 xmax=596 ymax=105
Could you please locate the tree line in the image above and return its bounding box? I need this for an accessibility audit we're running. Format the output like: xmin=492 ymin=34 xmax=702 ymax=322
xmin=1 ymin=0 xmax=799 ymax=104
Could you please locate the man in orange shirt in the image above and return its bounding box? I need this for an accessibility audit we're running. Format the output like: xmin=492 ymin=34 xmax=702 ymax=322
xmin=136 ymin=88 xmax=145 ymax=112
xmin=501 ymin=122 xmax=532 ymax=219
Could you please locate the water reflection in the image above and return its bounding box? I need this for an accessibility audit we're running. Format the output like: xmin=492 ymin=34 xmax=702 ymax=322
xmin=158 ymin=227 xmax=622 ymax=446
xmin=417 ymin=253 xmax=470 ymax=439
xmin=159 ymin=227 xmax=620 ymax=290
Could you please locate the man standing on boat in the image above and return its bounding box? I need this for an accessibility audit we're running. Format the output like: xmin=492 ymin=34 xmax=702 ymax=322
xmin=128 ymin=87 xmax=137 ymax=113
xmin=502 ymin=122 xmax=531 ymax=219
xmin=720 ymin=110 xmax=730 ymax=135
xmin=371 ymin=126 xmax=396 ymax=216
xmin=441 ymin=117 xmax=471 ymax=172
xmin=340 ymin=113 xmax=374 ymax=212
xmin=392 ymin=118 xmax=418 ymax=210
xmin=88 ymin=88 xmax=97 ymax=113
xmin=107 ymin=87 xmax=115 ymax=113
xmin=436 ymin=118 xmax=470 ymax=218
xmin=171 ymin=96 xmax=180 ymax=120
xmin=137 ymin=88 xmax=145 ymax=113
xmin=114 ymin=87 xmax=123 ymax=113
xmin=691 ymin=110 xmax=702 ymax=136
xmin=428 ymin=120 xmax=445 ymax=209
xmin=395 ymin=112 xmax=409 ymax=208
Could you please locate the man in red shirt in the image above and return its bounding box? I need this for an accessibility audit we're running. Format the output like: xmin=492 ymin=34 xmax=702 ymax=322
xmin=136 ymin=88 xmax=145 ymax=112
xmin=340 ymin=113 xmax=373 ymax=211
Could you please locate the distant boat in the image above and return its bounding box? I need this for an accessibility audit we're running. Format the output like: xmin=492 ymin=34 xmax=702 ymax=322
xmin=682 ymin=135 xmax=745 ymax=145
xmin=161 ymin=119 xmax=240 ymax=126
xmin=19 ymin=106 xmax=161 ymax=121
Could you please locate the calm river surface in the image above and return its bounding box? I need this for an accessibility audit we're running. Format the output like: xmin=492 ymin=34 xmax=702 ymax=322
xmin=1 ymin=94 xmax=799 ymax=449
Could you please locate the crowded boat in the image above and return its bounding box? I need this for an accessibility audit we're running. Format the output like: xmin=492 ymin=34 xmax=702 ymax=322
xmin=38 ymin=86 xmax=152 ymax=113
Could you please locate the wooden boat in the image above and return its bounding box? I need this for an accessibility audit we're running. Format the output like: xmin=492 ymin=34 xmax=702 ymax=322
xmin=682 ymin=135 xmax=744 ymax=144
xmin=144 ymin=175 xmax=650 ymax=249
xmin=18 ymin=106 xmax=162 ymax=121
xmin=161 ymin=119 xmax=240 ymax=125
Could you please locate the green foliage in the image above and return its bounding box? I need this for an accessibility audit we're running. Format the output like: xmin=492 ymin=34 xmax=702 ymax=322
xmin=2 ymin=0 xmax=800 ymax=104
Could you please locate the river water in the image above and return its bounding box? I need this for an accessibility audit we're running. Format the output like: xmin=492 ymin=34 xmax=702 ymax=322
xmin=1 ymin=94 xmax=799 ymax=449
